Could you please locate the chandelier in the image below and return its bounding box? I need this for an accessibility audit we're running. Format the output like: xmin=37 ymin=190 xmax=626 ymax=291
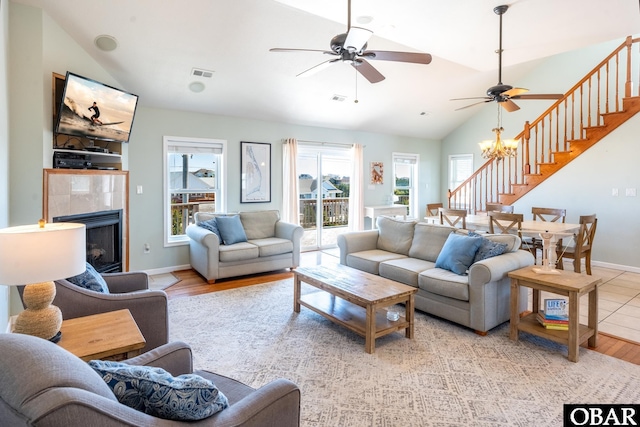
xmin=479 ymin=106 xmax=518 ymax=160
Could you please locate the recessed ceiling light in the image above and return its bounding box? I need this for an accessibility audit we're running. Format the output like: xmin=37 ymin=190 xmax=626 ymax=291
xmin=189 ymin=82 xmax=206 ymax=93
xmin=94 ymin=35 xmax=118 ymax=52
xmin=356 ymin=16 xmax=373 ymax=25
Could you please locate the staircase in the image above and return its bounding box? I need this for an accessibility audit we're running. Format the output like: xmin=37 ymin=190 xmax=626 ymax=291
xmin=448 ymin=36 xmax=640 ymax=212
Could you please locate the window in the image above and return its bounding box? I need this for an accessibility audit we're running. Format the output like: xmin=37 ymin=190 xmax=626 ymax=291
xmin=163 ymin=136 xmax=226 ymax=246
xmin=392 ymin=152 xmax=419 ymax=218
xmin=449 ymin=154 xmax=473 ymax=190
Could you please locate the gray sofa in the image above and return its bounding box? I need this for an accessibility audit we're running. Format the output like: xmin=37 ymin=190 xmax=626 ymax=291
xmin=337 ymin=216 xmax=535 ymax=334
xmin=0 ymin=334 xmax=300 ymax=426
xmin=186 ymin=210 xmax=304 ymax=283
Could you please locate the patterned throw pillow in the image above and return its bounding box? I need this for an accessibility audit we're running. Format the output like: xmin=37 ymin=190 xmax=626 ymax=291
xmin=469 ymin=232 xmax=508 ymax=263
xmin=66 ymin=262 xmax=109 ymax=293
xmin=198 ymin=218 xmax=222 ymax=241
xmin=88 ymin=360 xmax=228 ymax=421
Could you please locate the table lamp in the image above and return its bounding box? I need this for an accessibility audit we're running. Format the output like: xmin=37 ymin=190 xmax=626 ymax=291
xmin=0 ymin=220 xmax=85 ymax=342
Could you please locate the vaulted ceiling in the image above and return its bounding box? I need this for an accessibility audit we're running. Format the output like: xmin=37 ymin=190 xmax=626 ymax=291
xmin=12 ymin=0 xmax=640 ymax=139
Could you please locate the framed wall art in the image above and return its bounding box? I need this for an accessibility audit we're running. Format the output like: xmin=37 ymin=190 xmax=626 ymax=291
xmin=370 ymin=161 xmax=384 ymax=185
xmin=241 ymin=141 xmax=271 ymax=203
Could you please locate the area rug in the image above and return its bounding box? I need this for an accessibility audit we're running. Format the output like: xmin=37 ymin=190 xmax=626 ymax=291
xmin=148 ymin=272 xmax=180 ymax=290
xmin=168 ymin=279 xmax=640 ymax=427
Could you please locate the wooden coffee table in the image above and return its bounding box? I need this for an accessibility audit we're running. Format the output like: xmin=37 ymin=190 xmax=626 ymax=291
xmin=58 ymin=309 xmax=146 ymax=361
xmin=508 ymin=267 xmax=601 ymax=362
xmin=293 ymin=264 xmax=417 ymax=353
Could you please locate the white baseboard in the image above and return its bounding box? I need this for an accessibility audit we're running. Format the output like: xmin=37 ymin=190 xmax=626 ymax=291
xmin=142 ymin=264 xmax=191 ymax=276
xmin=592 ymin=260 xmax=640 ymax=274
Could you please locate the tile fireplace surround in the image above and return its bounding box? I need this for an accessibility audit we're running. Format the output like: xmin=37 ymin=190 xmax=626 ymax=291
xmin=43 ymin=169 xmax=129 ymax=270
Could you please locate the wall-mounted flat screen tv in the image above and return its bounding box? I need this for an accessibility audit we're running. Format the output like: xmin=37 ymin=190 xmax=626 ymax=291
xmin=55 ymin=72 xmax=139 ymax=143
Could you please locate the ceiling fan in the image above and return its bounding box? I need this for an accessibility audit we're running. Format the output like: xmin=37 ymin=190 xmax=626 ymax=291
xmin=269 ymin=0 xmax=432 ymax=84
xmin=451 ymin=4 xmax=563 ymax=112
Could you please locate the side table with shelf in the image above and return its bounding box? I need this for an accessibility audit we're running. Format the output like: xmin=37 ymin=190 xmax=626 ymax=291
xmin=508 ymin=267 xmax=602 ymax=362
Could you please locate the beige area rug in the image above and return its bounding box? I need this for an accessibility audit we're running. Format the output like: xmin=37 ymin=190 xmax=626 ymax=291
xmin=148 ymin=272 xmax=180 ymax=290
xmin=169 ymin=280 xmax=640 ymax=427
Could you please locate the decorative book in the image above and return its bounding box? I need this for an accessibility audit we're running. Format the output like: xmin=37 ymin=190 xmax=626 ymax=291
xmin=543 ymin=299 xmax=568 ymax=320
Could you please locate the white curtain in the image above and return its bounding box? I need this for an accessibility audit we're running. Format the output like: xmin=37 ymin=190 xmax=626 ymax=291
xmin=282 ymin=138 xmax=299 ymax=225
xmin=348 ymin=143 xmax=364 ymax=231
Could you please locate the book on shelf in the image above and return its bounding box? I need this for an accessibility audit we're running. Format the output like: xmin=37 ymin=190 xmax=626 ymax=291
xmin=544 ymin=298 xmax=568 ymax=318
xmin=537 ymin=312 xmax=569 ymax=330
xmin=537 ymin=311 xmax=569 ymax=323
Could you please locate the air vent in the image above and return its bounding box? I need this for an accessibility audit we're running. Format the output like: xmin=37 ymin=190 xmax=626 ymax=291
xmin=331 ymin=94 xmax=347 ymax=102
xmin=191 ymin=68 xmax=214 ymax=78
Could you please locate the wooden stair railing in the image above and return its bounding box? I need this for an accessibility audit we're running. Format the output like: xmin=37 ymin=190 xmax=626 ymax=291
xmin=449 ymin=36 xmax=640 ymax=213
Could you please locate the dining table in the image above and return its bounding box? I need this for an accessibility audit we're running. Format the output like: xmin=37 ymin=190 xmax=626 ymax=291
xmin=424 ymin=214 xmax=581 ymax=273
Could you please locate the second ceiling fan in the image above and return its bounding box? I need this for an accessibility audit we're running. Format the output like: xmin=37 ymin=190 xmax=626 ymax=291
xmin=452 ymin=4 xmax=563 ymax=112
xmin=269 ymin=0 xmax=432 ymax=84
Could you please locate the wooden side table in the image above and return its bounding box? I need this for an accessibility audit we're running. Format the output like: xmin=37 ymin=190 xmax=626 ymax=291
xmin=57 ymin=309 xmax=146 ymax=361
xmin=508 ymin=267 xmax=602 ymax=362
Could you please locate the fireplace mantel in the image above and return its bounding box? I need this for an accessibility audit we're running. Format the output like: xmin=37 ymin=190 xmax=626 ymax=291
xmin=43 ymin=169 xmax=129 ymax=271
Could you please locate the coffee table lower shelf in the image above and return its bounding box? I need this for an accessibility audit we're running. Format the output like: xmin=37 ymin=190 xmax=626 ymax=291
xmin=299 ymin=291 xmax=410 ymax=344
xmin=517 ymin=313 xmax=595 ymax=347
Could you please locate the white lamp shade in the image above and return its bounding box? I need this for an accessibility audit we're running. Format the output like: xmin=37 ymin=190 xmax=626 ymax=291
xmin=0 ymin=222 xmax=86 ymax=285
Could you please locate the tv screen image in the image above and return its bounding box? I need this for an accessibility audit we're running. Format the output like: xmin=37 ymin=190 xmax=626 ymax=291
xmin=56 ymin=72 xmax=139 ymax=143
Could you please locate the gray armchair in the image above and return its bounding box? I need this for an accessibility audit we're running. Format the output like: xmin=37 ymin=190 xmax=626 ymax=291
xmin=0 ymin=334 xmax=301 ymax=426
xmin=18 ymin=271 xmax=168 ymax=353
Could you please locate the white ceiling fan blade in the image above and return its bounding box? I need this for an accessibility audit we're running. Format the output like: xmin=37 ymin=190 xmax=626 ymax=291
xmin=296 ymin=59 xmax=340 ymax=78
xmin=344 ymin=27 xmax=372 ymax=52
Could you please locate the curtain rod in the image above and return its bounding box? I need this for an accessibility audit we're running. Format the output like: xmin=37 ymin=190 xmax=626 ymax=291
xmin=287 ymin=139 xmax=364 ymax=148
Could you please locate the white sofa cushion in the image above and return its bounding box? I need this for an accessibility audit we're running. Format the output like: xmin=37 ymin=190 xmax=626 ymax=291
xmin=240 ymin=210 xmax=280 ymax=240
xmin=218 ymin=242 xmax=259 ymax=262
xmin=379 ymin=258 xmax=435 ymax=287
xmin=376 ymin=216 xmax=416 ymax=255
xmin=419 ymin=268 xmax=470 ymax=301
xmin=408 ymin=223 xmax=456 ymax=262
xmin=249 ymin=238 xmax=293 ymax=257
xmin=346 ymin=249 xmax=406 ymax=275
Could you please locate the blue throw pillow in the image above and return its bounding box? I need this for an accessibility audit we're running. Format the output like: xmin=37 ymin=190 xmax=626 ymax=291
xmin=215 ymin=215 xmax=248 ymax=245
xmin=198 ymin=218 xmax=222 ymax=241
xmin=469 ymin=232 xmax=508 ymax=263
xmin=89 ymin=360 xmax=228 ymax=421
xmin=66 ymin=262 xmax=109 ymax=293
xmin=435 ymin=232 xmax=483 ymax=275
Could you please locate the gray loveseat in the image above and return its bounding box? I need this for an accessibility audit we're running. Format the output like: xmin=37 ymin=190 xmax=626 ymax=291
xmin=337 ymin=216 xmax=535 ymax=334
xmin=186 ymin=210 xmax=303 ymax=283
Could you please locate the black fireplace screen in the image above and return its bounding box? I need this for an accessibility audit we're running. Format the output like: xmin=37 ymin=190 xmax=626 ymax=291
xmin=53 ymin=209 xmax=123 ymax=273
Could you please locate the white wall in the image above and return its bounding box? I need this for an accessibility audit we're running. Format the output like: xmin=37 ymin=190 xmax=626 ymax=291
xmin=0 ymin=0 xmax=11 ymax=332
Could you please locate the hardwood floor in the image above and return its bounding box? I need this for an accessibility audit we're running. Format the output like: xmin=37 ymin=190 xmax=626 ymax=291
xmin=166 ymin=256 xmax=640 ymax=366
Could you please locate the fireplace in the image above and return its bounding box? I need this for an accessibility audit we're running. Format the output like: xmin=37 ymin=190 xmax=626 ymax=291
xmin=54 ymin=209 xmax=123 ymax=273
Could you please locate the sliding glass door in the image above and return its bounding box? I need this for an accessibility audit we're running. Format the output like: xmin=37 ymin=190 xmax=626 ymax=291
xmin=298 ymin=145 xmax=351 ymax=250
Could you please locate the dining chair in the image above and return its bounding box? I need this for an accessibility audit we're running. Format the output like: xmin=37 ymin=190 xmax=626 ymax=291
xmin=486 ymin=202 xmax=514 ymax=213
xmin=529 ymin=207 xmax=567 ymax=261
xmin=426 ymin=203 xmax=443 ymax=217
xmin=556 ymin=214 xmax=597 ymax=274
xmin=487 ymin=212 xmax=535 ymax=256
xmin=488 ymin=211 xmax=523 ymax=236
xmin=439 ymin=208 xmax=467 ymax=229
